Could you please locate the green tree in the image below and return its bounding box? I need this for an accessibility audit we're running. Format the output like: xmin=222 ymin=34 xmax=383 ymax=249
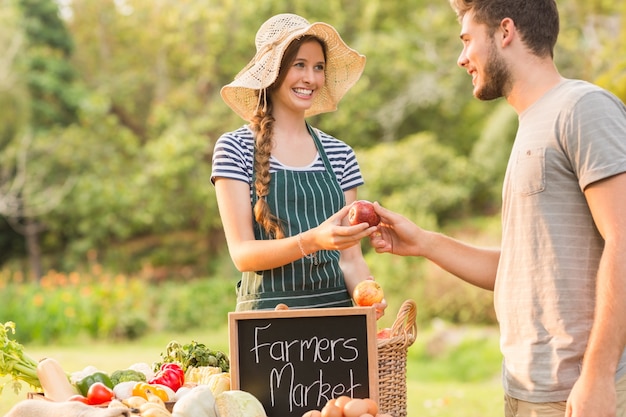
xmin=0 ymin=0 xmax=83 ymax=279
xmin=2 ymin=0 xmax=624 ymax=285
xmin=19 ymin=0 xmax=79 ymax=128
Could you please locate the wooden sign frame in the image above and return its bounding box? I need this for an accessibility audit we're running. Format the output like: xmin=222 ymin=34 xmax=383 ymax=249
xmin=228 ymin=306 xmax=379 ymax=417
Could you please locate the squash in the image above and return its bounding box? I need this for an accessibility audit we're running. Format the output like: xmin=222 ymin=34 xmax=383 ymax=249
xmin=206 ymin=372 xmax=231 ymax=396
xmin=215 ymin=390 xmax=267 ymax=417
xmin=36 ymin=357 xmax=78 ymax=401
xmin=172 ymin=384 xmax=217 ymax=417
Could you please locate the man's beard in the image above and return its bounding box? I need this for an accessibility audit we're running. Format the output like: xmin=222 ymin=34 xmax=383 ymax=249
xmin=475 ymin=43 xmax=511 ymax=101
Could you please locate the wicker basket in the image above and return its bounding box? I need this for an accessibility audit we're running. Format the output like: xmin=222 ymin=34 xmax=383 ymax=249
xmin=377 ymin=299 xmax=417 ymax=417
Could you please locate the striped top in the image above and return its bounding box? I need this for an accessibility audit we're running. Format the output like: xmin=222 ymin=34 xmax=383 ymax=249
xmin=497 ymin=79 xmax=626 ymax=402
xmin=210 ymin=125 xmax=364 ymax=191
xmin=211 ymin=124 xmax=364 ymax=311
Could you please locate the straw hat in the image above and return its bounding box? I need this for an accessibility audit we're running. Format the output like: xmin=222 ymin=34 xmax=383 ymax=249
xmin=221 ymin=13 xmax=366 ymax=121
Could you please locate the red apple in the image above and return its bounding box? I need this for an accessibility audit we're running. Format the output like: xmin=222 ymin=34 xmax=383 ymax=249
xmin=348 ymin=200 xmax=380 ymax=227
xmin=377 ymin=328 xmax=392 ymax=339
xmin=353 ymin=280 xmax=384 ymax=306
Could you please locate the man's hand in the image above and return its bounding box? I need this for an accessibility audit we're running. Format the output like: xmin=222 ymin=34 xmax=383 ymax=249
xmin=566 ymin=372 xmax=616 ymax=417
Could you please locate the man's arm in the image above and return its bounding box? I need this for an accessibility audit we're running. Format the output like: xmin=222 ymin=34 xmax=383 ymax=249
xmin=567 ymin=172 xmax=626 ymax=417
xmin=371 ymin=203 xmax=500 ymax=291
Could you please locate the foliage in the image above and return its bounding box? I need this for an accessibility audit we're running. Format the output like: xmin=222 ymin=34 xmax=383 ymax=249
xmin=468 ymin=100 xmax=518 ymax=212
xmin=0 ymin=250 xmax=497 ymax=347
xmin=153 ymin=340 xmax=229 ymax=373
xmin=356 ymin=132 xmax=477 ymax=224
xmin=0 ymin=0 xmax=86 ymax=279
xmin=364 ymin=214 xmax=500 ymax=331
xmin=409 ymin=323 xmax=501 ymax=383
xmin=0 ymin=0 xmax=624 ymax=330
xmin=0 ymin=267 xmax=237 ymax=345
xmin=0 ymin=322 xmax=41 ymax=394
xmin=17 ymin=0 xmax=81 ymax=129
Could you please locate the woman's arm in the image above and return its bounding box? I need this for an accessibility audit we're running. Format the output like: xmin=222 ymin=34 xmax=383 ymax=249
xmin=214 ymin=177 xmax=373 ymax=272
xmin=215 ymin=178 xmax=302 ymax=271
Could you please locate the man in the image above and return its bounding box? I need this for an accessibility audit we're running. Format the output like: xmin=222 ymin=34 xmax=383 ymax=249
xmin=371 ymin=1 xmax=626 ymax=416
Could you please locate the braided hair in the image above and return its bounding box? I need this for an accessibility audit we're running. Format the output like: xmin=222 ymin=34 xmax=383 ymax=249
xmin=249 ymin=35 xmax=327 ymax=239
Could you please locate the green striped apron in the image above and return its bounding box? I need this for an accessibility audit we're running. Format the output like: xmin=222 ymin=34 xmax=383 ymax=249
xmin=235 ymin=124 xmax=353 ymax=311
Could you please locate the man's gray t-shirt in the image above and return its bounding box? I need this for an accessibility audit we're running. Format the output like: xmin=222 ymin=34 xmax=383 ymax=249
xmin=497 ymin=79 xmax=626 ymax=402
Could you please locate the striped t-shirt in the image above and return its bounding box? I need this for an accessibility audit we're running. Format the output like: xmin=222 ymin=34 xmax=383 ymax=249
xmin=210 ymin=125 xmax=364 ymax=192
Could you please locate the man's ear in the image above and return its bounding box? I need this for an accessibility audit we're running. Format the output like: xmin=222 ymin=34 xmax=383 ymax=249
xmin=499 ymin=17 xmax=516 ymax=47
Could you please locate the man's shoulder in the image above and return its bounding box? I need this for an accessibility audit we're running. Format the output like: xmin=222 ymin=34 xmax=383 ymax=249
xmin=542 ymin=79 xmax=625 ymax=116
xmin=561 ymin=79 xmax=617 ymax=101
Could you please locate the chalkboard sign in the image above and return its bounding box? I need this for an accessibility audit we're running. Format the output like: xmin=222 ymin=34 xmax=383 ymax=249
xmin=228 ymin=306 xmax=378 ymax=417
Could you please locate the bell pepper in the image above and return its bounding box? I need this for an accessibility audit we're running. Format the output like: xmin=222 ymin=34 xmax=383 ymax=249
xmin=132 ymin=382 xmax=170 ymax=402
xmin=149 ymin=363 xmax=184 ymax=392
xmin=76 ymin=371 xmax=114 ymax=397
xmin=68 ymin=394 xmax=90 ymax=404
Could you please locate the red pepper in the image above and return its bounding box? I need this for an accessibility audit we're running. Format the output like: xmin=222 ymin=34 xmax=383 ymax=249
xmin=68 ymin=394 xmax=90 ymax=404
xmin=148 ymin=363 xmax=184 ymax=392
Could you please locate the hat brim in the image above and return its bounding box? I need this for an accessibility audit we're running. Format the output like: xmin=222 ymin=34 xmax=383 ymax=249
xmin=221 ymin=21 xmax=366 ymax=122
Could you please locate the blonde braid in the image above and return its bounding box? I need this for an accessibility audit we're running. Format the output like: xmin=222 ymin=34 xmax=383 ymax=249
xmin=250 ymin=101 xmax=285 ymax=239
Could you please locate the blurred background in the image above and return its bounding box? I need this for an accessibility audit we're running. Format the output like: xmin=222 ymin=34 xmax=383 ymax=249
xmin=1 ymin=1 xmax=624 ymax=415
xmin=0 ymin=0 xmax=624 ymax=344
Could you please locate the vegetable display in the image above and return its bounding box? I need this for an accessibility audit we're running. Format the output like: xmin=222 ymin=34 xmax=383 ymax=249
xmin=86 ymin=382 xmax=115 ymax=405
xmin=128 ymin=362 xmax=156 ymax=381
xmin=0 ymin=322 xmax=41 ymax=393
xmin=132 ymin=382 xmax=170 ymax=402
xmin=110 ymin=368 xmax=147 ymax=386
xmin=172 ymin=384 xmax=216 ymax=417
xmin=215 ymin=390 xmax=267 ymax=417
xmin=153 ymin=340 xmax=229 ymax=373
xmin=1 ymin=333 xmax=273 ymax=417
xmin=36 ymin=357 xmax=77 ymax=401
xmin=76 ymin=371 xmax=114 ymax=396
xmin=149 ymin=363 xmax=185 ymax=392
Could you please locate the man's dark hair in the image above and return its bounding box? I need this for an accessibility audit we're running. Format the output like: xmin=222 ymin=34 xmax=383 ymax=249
xmin=450 ymin=0 xmax=559 ymax=58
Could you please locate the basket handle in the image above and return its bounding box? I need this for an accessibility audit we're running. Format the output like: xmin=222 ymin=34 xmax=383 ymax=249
xmin=390 ymin=299 xmax=418 ymax=347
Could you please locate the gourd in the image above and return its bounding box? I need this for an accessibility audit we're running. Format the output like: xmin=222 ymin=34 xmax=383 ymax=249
xmin=206 ymin=372 xmax=231 ymax=396
xmin=214 ymin=390 xmax=267 ymax=417
xmin=172 ymin=384 xmax=217 ymax=417
xmin=36 ymin=357 xmax=78 ymax=401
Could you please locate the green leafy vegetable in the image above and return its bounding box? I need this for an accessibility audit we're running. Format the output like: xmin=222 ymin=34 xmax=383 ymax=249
xmin=0 ymin=322 xmax=41 ymax=395
xmin=110 ymin=369 xmax=147 ymax=386
xmin=153 ymin=340 xmax=229 ymax=373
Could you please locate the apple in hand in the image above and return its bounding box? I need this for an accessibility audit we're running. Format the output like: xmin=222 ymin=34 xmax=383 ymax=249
xmin=353 ymin=279 xmax=385 ymax=307
xmin=348 ymin=200 xmax=380 ymax=227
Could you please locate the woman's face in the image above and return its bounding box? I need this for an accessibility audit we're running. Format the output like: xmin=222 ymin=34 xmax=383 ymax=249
xmin=271 ymin=40 xmax=326 ymax=115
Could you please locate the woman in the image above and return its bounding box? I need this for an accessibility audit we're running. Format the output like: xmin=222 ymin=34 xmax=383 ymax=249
xmin=212 ymin=13 xmax=384 ymax=315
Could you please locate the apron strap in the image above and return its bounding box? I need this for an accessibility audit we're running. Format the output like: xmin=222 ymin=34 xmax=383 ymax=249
xmin=306 ymin=123 xmax=339 ymax=183
xmin=251 ymin=123 xmax=338 ymax=208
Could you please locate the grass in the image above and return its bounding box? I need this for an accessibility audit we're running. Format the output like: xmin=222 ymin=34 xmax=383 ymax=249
xmin=1 ymin=324 xmax=503 ymax=417
xmin=409 ymin=381 xmax=502 ymax=417
xmin=406 ymin=322 xmax=503 ymax=416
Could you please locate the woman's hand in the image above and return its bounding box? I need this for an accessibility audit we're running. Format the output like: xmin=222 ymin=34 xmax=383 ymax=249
xmin=309 ymin=205 xmax=377 ymax=252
